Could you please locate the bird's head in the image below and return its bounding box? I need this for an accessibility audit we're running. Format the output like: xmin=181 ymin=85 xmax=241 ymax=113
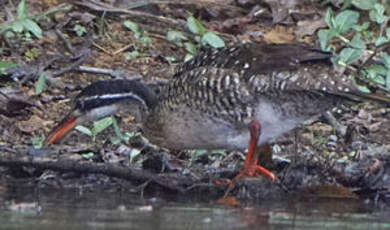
xmin=45 ymin=80 xmax=157 ymax=146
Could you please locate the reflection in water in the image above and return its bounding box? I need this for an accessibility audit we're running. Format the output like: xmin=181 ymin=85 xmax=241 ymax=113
xmin=1 ymin=184 xmax=390 ymax=230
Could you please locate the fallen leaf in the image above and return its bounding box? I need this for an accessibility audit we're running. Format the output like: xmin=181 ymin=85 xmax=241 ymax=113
xmin=0 ymin=88 xmax=40 ymax=117
xmin=17 ymin=115 xmax=46 ymax=133
xmin=368 ymin=122 xmax=382 ymax=132
xmin=263 ymin=25 xmax=294 ymax=43
xmin=217 ymin=196 xmax=239 ymax=207
xmin=263 ymin=0 xmax=298 ymax=24
xmin=219 ymin=16 xmax=253 ymax=34
xmin=295 ymin=18 xmax=326 ymax=38
xmin=301 ymin=184 xmax=358 ymax=198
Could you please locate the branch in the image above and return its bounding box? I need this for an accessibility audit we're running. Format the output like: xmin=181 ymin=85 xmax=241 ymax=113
xmin=0 ymin=153 xmax=195 ymax=192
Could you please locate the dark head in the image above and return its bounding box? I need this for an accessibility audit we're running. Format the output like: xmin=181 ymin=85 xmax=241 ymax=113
xmin=45 ymin=79 xmax=157 ymax=146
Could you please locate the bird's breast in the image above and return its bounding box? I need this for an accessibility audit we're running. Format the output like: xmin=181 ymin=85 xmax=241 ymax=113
xmin=143 ymin=107 xmax=250 ymax=151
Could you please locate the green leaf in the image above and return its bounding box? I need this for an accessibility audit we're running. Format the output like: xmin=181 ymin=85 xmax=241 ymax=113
xmin=366 ymin=65 xmax=386 ymax=85
xmin=165 ymin=56 xmax=177 ymax=63
xmin=366 ymin=64 xmax=387 ymax=76
xmin=139 ymin=36 xmax=151 ymax=45
xmin=369 ymin=4 xmax=387 ymax=24
xmin=92 ymin=116 xmax=113 ymax=135
xmin=351 ymin=75 xmax=371 ymax=93
xmin=349 ymin=34 xmax=365 ymax=49
xmin=184 ymin=42 xmax=196 ymax=54
xmin=375 ymin=36 xmax=389 ymax=46
xmin=111 ymin=117 xmax=124 ymax=144
xmin=381 ymin=53 xmax=390 ymax=67
xmin=386 ymin=28 xmax=390 ymax=38
xmin=24 ymin=31 xmax=32 ymax=41
xmin=35 ymin=72 xmax=46 ymax=94
xmin=124 ymin=50 xmax=139 ymax=61
xmin=23 ymin=19 xmax=42 ymax=38
xmin=201 ymin=32 xmax=225 ymax=48
xmin=112 ymin=117 xmax=121 ymax=137
xmin=378 ymin=54 xmax=390 ymax=89
xmin=353 ymin=22 xmax=370 ymax=32
xmin=341 ymin=0 xmax=353 ymax=10
xmin=0 ymin=61 xmax=18 ymax=73
xmin=193 ymin=149 xmax=208 ymax=156
xmin=166 ymin=30 xmax=187 ymax=45
xmin=194 ymin=35 xmax=201 ymax=43
xmin=109 ymin=136 xmax=122 ymax=145
xmin=31 ymin=135 xmax=44 ymax=149
xmin=124 ymin=131 xmax=140 ymax=141
xmin=74 ymin=24 xmax=87 ymax=36
xmin=210 ymin=150 xmax=227 ymax=156
xmin=25 ymin=48 xmax=40 ymax=61
xmin=374 ymin=3 xmax=385 ymax=14
xmin=357 ymin=85 xmax=371 ymax=93
xmin=334 ymin=10 xmax=359 ymax=34
xmin=352 ymin=0 xmax=377 ymax=10
xmin=81 ymin=152 xmax=94 ymax=160
xmin=338 ymin=47 xmax=362 ymax=65
xmin=184 ymin=53 xmax=194 ymax=62
xmin=317 ymin=29 xmax=336 ymax=50
xmin=318 ymin=29 xmax=328 ymax=50
xmin=187 ymin=15 xmax=205 ymax=35
xmin=123 ymin=20 xmax=141 ymax=38
xmin=368 ymin=72 xmax=385 ymax=85
xmin=324 ymin=8 xmax=334 ymax=28
xmin=11 ymin=20 xmax=24 ymax=33
xmin=123 ymin=20 xmax=139 ymax=33
xmin=17 ymin=0 xmax=27 ymax=19
xmin=361 ymin=30 xmax=374 ymax=41
xmin=369 ymin=3 xmax=388 ymax=24
xmin=129 ymin=148 xmax=142 ymax=163
xmin=75 ymin=125 xmax=92 ymax=136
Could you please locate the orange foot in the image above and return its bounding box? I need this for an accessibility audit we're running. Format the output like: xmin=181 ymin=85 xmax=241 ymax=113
xmin=233 ymin=164 xmax=276 ymax=182
xmin=215 ymin=164 xmax=276 ymax=185
xmin=217 ymin=120 xmax=277 ymax=185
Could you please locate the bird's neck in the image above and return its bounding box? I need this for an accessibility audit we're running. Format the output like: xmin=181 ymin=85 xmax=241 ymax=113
xmin=74 ymin=80 xmax=158 ymax=121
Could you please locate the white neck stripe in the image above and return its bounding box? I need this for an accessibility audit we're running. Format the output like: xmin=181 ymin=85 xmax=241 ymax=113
xmin=83 ymin=92 xmax=146 ymax=106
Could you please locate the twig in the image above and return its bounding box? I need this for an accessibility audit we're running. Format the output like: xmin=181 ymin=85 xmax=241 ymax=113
xmin=113 ymin=44 xmax=133 ymax=55
xmin=0 ymin=154 xmax=192 ymax=192
xmin=76 ymin=66 xmax=142 ymax=80
xmin=52 ymin=50 xmax=90 ymax=77
xmin=74 ymin=0 xmax=185 ymax=29
xmin=323 ymin=111 xmax=347 ymax=136
xmin=56 ymin=28 xmax=75 ymax=55
xmin=92 ymin=41 xmax=112 ymax=55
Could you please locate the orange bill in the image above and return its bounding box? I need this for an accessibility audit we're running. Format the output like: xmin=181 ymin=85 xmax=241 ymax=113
xmin=45 ymin=116 xmax=77 ymax=146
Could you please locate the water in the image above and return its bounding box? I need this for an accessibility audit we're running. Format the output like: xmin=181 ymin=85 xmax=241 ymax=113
xmin=1 ymin=184 xmax=390 ymax=230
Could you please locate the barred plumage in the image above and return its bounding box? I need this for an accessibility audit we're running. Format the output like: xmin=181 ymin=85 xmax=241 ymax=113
xmin=45 ymin=43 xmax=390 ymax=181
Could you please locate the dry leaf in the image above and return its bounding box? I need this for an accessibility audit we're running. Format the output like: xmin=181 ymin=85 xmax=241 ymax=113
xmin=263 ymin=25 xmax=294 ymax=43
xmin=217 ymin=196 xmax=239 ymax=207
xmin=295 ymin=19 xmax=326 ymax=38
xmin=301 ymin=184 xmax=358 ymax=198
xmin=17 ymin=115 xmax=46 ymax=133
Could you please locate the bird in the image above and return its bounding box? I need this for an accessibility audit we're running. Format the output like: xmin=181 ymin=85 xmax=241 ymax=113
xmin=45 ymin=43 xmax=390 ymax=182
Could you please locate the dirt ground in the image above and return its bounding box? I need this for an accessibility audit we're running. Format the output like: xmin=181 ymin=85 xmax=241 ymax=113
xmin=1 ymin=0 xmax=390 ymax=204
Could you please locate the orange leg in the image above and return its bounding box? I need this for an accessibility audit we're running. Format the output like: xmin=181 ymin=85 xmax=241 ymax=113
xmin=233 ymin=120 xmax=276 ymax=182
